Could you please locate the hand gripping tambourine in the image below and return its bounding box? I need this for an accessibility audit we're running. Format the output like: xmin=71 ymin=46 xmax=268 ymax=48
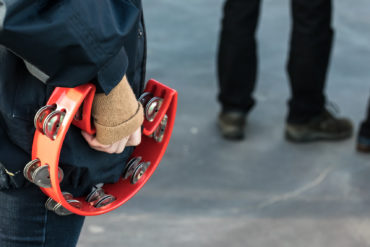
xmin=24 ymin=79 xmax=177 ymax=216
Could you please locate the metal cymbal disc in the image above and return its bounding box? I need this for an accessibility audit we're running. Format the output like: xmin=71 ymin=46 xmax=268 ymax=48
xmin=138 ymin=92 xmax=153 ymax=106
xmin=32 ymin=165 xmax=51 ymax=188
xmin=23 ymin=159 xmax=41 ymax=182
xmin=32 ymin=166 xmax=64 ymax=188
xmin=94 ymin=194 xmax=116 ymax=208
xmin=62 ymin=192 xmax=74 ymax=201
xmin=85 ymin=187 xmax=105 ymax=203
xmin=145 ymin=97 xmax=163 ymax=122
xmin=45 ymin=192 xmax=75 ymax=211
xmin=131 ymin=161 xmax=150 ymax=184
xmin=43 ymin=110 xmax=66 ymax=140
xmin=53 ymin=199 xmax=82 ymax=216
xmin=123 ymin=156 xmax=142 ymax=179
xmin=45 ymin=197 xmax=58 ymax=211
xmin=153 ymin=114 xmax=168 ymax=143
xmin=34 ymin=105 xmax=56 ymax=132
xmin=67 ymin=199 xmax=82 ymax=209
xmin=52 ymin=203 xmax=68 ymax=216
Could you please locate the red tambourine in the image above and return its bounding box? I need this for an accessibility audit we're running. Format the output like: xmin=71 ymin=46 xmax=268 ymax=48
xmin=24 ymin=79 xmax=177 ymax=216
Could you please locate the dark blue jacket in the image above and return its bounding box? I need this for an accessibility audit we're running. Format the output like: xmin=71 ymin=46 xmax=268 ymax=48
xmin=0 ymin=0 xmax=146 ymax=195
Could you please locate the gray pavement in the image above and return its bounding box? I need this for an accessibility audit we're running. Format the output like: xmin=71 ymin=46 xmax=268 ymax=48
xmin=78 ymin=1 xmax=370 ymax=246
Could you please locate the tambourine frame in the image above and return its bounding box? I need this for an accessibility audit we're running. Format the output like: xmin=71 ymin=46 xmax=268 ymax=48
xmin=31 ymin=79 xmax=177 ymax=216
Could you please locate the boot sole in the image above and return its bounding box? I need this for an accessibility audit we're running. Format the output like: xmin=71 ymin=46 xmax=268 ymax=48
xmin=285 ymin=128 xmax=352 ymax=143
xmin=217 ymin=122 xmax=245 ymax=140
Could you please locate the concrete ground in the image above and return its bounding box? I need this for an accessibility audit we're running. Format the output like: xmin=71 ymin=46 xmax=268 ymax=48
xmin=78 ymin=1 xmax=370 ymax=246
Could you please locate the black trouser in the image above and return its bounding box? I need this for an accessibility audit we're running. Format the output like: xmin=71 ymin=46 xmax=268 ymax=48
xmin=217 ymin=0 xmax=333 ymax=123
xmin=359 ymin=97 xmax=370 ymax=138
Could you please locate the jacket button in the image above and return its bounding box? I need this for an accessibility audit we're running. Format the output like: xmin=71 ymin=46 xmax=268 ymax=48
xmin=138 ymin=29 xmax=143 ymax=37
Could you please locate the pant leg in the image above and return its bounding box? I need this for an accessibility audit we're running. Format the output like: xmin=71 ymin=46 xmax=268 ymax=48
xmin=217 ymin=0 xmax=261 ymax=113
xmin=0 ymin=185 xmax=85 ymax=247
xmin=287 ymin=0 xmax=333 ymax=123
xmin=359 ymin=95 xmax=370 ymax=138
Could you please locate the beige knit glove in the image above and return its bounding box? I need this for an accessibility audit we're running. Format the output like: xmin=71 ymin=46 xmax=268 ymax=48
xmin=91 ymin=76 xmax=144 ymax=145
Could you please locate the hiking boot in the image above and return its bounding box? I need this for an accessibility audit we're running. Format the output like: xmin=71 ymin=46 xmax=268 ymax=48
xmin=218 ymin=111 xmax=246 ymax=140
xmin=285 ymin=109 xmax=353 ymax=142
xmin=357 ymin=136 xmax=370 ymax=153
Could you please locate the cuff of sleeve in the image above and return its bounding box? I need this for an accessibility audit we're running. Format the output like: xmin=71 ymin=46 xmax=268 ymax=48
xmin=94 ymin=102 xmax=144 ymax=145
xmin=96 ymin=47 xmax=129 ymax=95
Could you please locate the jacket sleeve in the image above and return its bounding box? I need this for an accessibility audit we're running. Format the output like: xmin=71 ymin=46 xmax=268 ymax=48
xmin=0 ymin=0 xmax=140 ymax=94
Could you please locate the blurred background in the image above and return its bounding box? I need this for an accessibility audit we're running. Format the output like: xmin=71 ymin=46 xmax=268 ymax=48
xmin=78 ymin=0 xmax=370 ymax=246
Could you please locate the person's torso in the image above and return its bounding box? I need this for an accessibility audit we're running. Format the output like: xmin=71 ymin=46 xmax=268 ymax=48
xmin=0 ymin=1 xmax=146 ymax=193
